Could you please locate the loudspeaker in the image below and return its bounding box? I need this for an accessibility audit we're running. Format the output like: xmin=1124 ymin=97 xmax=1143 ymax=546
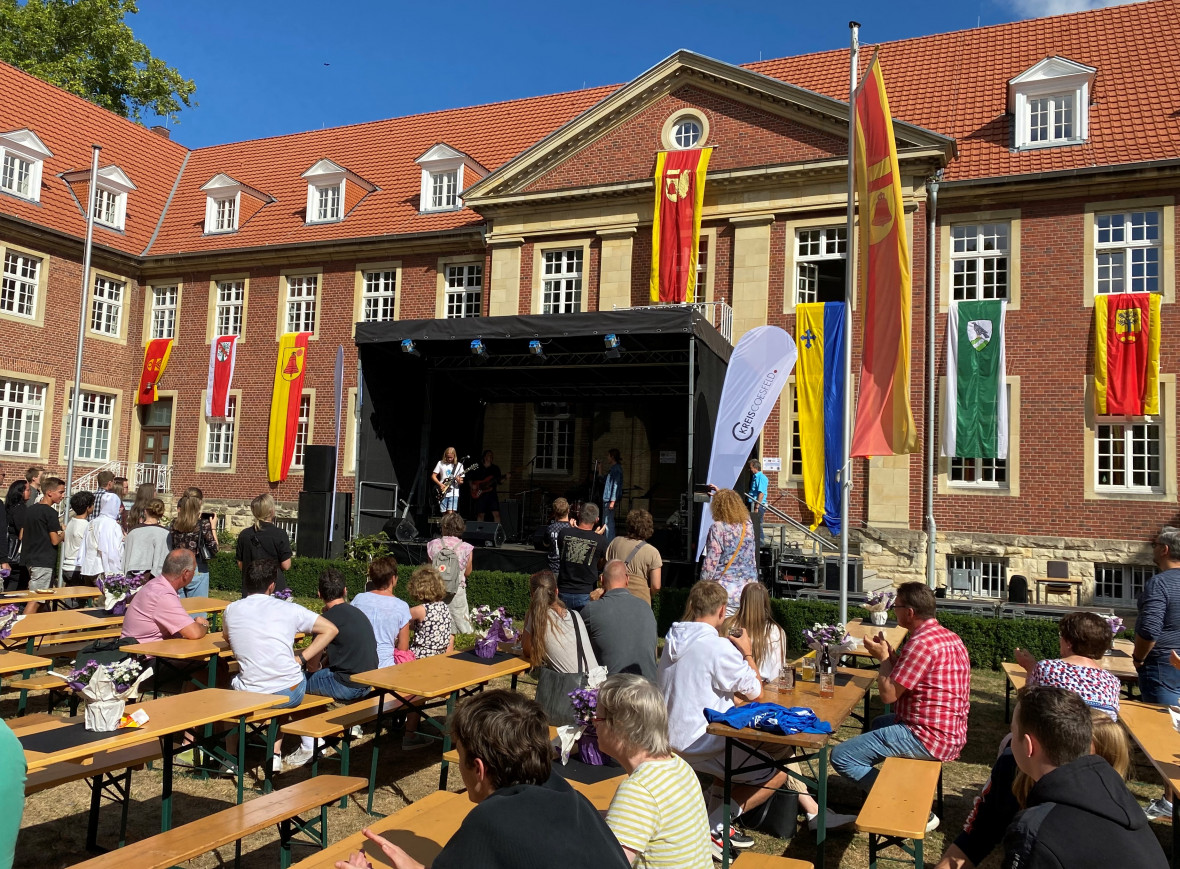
xmin=462 ymin=521 xmax=505 ymax=547
xmin=303 ymin=445 xmax=336 ymax=493
xmin=498 ymin=499 xmax=521 ymax=541
xmin=823 ymin=556 xmax=863 ymax=592
xmin=297 ymin=491 xmax=351 ymax=559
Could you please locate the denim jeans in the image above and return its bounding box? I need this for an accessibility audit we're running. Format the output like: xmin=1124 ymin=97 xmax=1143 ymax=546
xmin=1139 ymin=655 xmax=1180 ymax=705
xmin=181 ymin=570 xmax=210 ymax=599
xmin=830 ymin=713 xmax=935 ymax=791
xmin=559 ymin=592 xmax=592 ymax=613
xmin=602 ymin=508 xmax=616 ymax=542
xmin=270 ymin=676 xmax=308 ymax=709
xmin=307 ymin=668 xmax=371 ymax=702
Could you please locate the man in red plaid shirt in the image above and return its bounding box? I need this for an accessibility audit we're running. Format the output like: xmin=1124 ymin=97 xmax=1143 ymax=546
xmin=831 ymin=581 xmax=970 ymax=831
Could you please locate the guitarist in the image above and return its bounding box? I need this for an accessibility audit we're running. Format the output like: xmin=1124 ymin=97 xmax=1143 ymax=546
xmin=431 ymin=447 xmax=465 ymax=515
xmin=467 ymin=449 xmax=507 ymax=523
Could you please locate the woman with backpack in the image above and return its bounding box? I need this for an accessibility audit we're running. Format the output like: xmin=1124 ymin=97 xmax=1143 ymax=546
xmin=235 ymin=494 xmax=292 ymax=595
xmin=425 ymin=512 xmax=474 ymax=633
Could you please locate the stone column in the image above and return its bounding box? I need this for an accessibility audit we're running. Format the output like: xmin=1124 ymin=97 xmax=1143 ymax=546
xmin=596 ymin=227 xmax=636 ymax=311
xmin=488 ymin=237 xmax=524 ymax=316
xmin=729 ymin=214 xmax=775 ymax=341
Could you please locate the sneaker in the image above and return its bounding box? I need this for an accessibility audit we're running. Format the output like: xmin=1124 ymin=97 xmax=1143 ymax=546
xmin=401 ymin=732 xmax=433 ymax=751
xmin=349 ymin=725 xmax=364 ymax=740
xmin=282 ymin=746 xmax=313 ymax=769
xmin=808 ymin=810 xmax=859 ymax=832
xmin=1145 ymin=797 xmax=1174 ymax=820
xmin=711 ymin=827 xmax=753 ymax=849
xmin=926 ymin=812 xmax=940 ymax=833
xmin=708 ymin=832 xmax=739 ymax=863
xmin=215 ymin=758 xmax=238 ymax=778
xmin=270 ymin=754 xmax=283 ymax=774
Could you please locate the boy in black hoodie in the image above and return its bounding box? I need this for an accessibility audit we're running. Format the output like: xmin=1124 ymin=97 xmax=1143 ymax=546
xmin=1004 ymin=685 xmax=1167 ymax=869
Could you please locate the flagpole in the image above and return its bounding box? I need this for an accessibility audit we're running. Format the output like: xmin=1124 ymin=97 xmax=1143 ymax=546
xmin=65 ymin=144 xmax=101 ymax=498
xmin=840 ymin=22 xmax=859 ymax=628
xmin=925 ymin=176 xmax=939 ymax=588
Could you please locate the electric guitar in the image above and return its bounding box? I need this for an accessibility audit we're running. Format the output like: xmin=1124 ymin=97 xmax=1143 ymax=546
xmin=434 ymin=456 xmax=476 ymax=503
xmin=469 ymin=470 xmax=511 ymax=499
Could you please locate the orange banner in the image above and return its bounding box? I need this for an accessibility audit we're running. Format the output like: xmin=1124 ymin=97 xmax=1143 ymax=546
xmin=268 ymin=332 xmax=311 ymax=483
xmin=850 ymin=53 xmax=917 ymax=457
xmin=136 ymin=338 xmax=173 ymax=405
xmin=650 ymin=147 xmax=712 ymax=303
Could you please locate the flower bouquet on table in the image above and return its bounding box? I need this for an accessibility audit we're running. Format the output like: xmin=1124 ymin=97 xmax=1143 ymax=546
xmin=272 ymin=588 xmax=294 ymax=601
xmin=555 ymin=670 xmax=609 ymax=765
xmin=0 ymin=604 xmax=20 ymax=639
xmin=65 ymin=657 xmax=153 ymax=732
xmin=1105 ymin=615 xmax=1124 ymax=654
xmin=470 ymin=605 xmax=516 ymax=659
xmin=865 ymin=589 xmax=896 ymax=626
xmin=95 ymin=572 xmax=149 ymax=616
xmin=802 ymin=622 xmax=857 ymax=663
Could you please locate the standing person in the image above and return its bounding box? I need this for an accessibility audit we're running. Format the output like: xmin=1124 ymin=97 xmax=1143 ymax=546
xmin=555 ymin=502 xmax=606 ymax=613
xmin=699 ymin=488 xmax=758 ymax=616
xmin=1133 ymin=524 xmax=1180 ymax=819
xmin=111 ymin=477 xmax=130 ymax=530
xmin=723 ymin=582 xmax=787 ymax=683
xmin=431 ymin=446 xmax=464 ymax=516
xmin=235 ymin=493 xmax=292 ymax=595
xmin=745 ymin=459 xmax=768 ymax=548
xmin=168 ymin=493 xmax=219 ymax=599
xmin=468 ymin=450 xmax=507 ymax=523
xmin=80 ymin=490 xmax=123 ymax=579
xmin=521 ymin=570 xmax=600 ymax=674
xmin=581 ymin=560 xmax=658 ymax=682
xmin=122 ymin=498 xmax=170 ymax=577
xmin=602 ymin=448 xmax=623 ymax=542
xmin=546 ymin=498 xmax=571 ymax=575
xmin=124 ymin=482 xmax=157 ymax=532
xmin=3 ymin=480 xmax=27 ymax=592
xmin=20 ymin=476 xmax=65 ymax=614
xmin=25 ymin=466 xmax=43 ymax=504
xmin=352 ymin=556 xmax=411 ymax=668
xmin=61 ymin=491 xmax=95 ymax=586
xmin=604 ymin=508 xmax=662 ymax=605
xmin=425 ymin=512 xmax=474 ymax=634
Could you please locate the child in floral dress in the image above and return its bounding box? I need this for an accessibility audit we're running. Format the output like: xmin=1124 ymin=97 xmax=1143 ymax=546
xmin=402 ymin=565 xmax=455 ymax=750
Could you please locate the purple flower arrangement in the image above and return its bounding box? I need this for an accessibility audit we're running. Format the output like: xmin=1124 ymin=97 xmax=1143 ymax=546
xmin=1106 ymin=615 xmax=1124 ymax=638
xmin=865 ymin=590 xmax=896 ymax=612
xmin=802 ymin=622 xmax=850 ymax=648
xmin=568 ymin=687 xmax=604 ymax=765
xmin=473 ymin=606 xmax=516 ymax=659
xmin=0 ymin=604 xmax=19 ymax=640
xmin=66 ymin=657 xmax=147 ymax=694
xmin=96 ymin=572 xmax=149 ymax=615
xmin=272 ymin=588 xmax=295 ymax=601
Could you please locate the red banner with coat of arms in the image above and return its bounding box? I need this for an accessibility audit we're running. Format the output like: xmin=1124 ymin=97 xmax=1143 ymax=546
xmin=268 ymin=332 xmax=311 ymax=482
xmin=206 ymin=334 xmax=237 ymax=420
xmin=649 ymin=147 xmax=712 ymax=303
xmin=1094 ymin=292 xmax=1160 ymax=415
xmin=136 ymin=338 xmax=173 ymax=405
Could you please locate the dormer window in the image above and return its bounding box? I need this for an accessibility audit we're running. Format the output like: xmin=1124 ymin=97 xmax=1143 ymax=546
xmin=315 ymin=182 xmax=341 ymax=221
xmin=0 ymin=129 xmax=52 ymax=203
xmin=1008 ymin=57 xmax=1096 ymax=150
xmin=90 ymin=165 xmax=135 ymax=231
xmin=213 ymin=195 xmax=236 ymax=231
xmin=200 ymin=173 xmax=274 ymax=234
xmin=415 ymin=144 xmax=488 ymax=214
xmin=301 ymin=159 xmax=348 ymax=224
xmin=430 ymin=170 xmax=458 ymax=210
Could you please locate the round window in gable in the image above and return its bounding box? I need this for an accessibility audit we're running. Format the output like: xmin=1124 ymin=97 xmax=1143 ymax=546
xmin=673 ymin=118 xmax=702 ymax=149
xmin=661 ymin=110 xmax=710 ymax=151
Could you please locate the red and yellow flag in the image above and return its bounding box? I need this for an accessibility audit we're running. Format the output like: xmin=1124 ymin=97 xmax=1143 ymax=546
xmin=1094 ymin=292 xmax=1160 ymax=415
xmin=850 ymin=53 xmax=917 ymax=457
xmin=268 ymin=332 xmax=311 ymax=483
xmin=136 ymin=338 xmax=173 ymax=405
xmin=650 ymin=147 xmax=712 ymax=303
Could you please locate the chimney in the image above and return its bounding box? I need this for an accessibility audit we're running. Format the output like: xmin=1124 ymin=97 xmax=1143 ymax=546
xmin=150 ymin=125 xmax=170 ymax=139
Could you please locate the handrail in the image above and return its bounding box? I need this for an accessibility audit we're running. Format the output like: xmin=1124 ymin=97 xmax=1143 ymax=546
xmin=764 ymin=501 xmax=838 ymax=552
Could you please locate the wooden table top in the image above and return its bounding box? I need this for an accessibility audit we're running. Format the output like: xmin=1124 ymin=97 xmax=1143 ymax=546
xmin=1034 ymin=576 xmax=1085 ymax=586
xmin=0 ymin=649 xmax=51 ymax=675
xmin=844 ymin=617 xmax=908 ymax=655
xmin=1003 ymin=646 xmax=1138 ymax=691
xmin=352 ymin=652 xmax=530 ymax=699
xmin=4 ymin=610 xmax=105 ymax=640
xmin=290 ymin=789 xmax=474 ymax=869
xmin=705 ymin=667 xmax=876 ymax=750
xmin=0 ymin=586 xmax=102 ymax=603
xmin=77 ymin=597 xmax=230 ymax=628
xmin=15 ymin=687 xmax=284 ymax=771
xmin=121 ymin=631 xmax=231 ymax=660
xmin=1120 ymin=701 xmax=1180 ymax=792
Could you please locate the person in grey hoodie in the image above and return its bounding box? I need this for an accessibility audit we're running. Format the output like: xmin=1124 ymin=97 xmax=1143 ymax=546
xmin=122 ymin=498 xmax=170 ymax=577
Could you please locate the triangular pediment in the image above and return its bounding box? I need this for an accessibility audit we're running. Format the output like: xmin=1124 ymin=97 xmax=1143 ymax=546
xmin=1009 ymin=55 xmax=1096 ymax=86
xmin=416 ymin=143 xmax=466 ymax=164
xmin=96 ymin=164 xmax=136 ymax=192
xmin=201 ymin=172 xmax=240 ymax=192
xmin=0 ymin=128 xmax=52 ymax=161
xmin=302 ymin=158 xmax=347 ymax=179
xmin=464 ymin=49 xmax=952 ymax=203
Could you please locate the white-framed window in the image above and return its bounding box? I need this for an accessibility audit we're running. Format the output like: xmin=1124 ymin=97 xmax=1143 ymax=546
xmin=0 ymin=378 xmax=44 ymax=456
xmin=292 ymin=394 xmax=312 ymax=469
xmin=795 ymin=227 xmax=847 ymax=305
xmin=542 ymin=249 xmax=583 ymax=314
xmin=430 ymin=170 xmax=458 ymax=210
xmin=201 ymin=174 xmax=246 ymax=233
xmin=92 ymin=186 xmax=122 ymax=227
xmin=948 ymin=554 xmax=1007 ymax=598
xmin=672 ymin=118 xmax=702 ymax=149
xmin=71 ymin=391 xmax=114 ymax=462
xmin=215 ymin=280 xmax=244 ymax=337
xmin=1095 ymin=210 xmax=1161 ymax=295
xmin=0 ymin=129 xmax=51 ymax=203
xmin=1009 ymin=57 xmax=1093 ymax=150
xmin=535 ymin=403 xmax=574 ymax=473
xmin=285 ymin=275 xmax=318 ymax=333
xmin=1094 ymin=563 xmax=1152 ymax=606
xmin=1 ymin=250 xmax=40 ymax=318
xmin=446 ymin=264 xmax=483 ymax=318
xmin=89 ymin=276 xmax=124 ymax=337
xmin=362 ymin=269 xmax=397 ymax=322
xmin=150 ymin=285 xmax=178 ymax=340
xmin=951 ymin=223 xmax=1009 ymax=300
xmin=1028 ymin=94 xmax=1075 ymax=144
xmin=212 ymin=196 xmax=237 ymax=232
xmin=949 ymin=456 xmax=1008 ymax=487
xmin=302 ymin=159 xmax=359 ymax=225
xmin=205 ymin=395 xmax=237 ymax=467
xmin=1096 ymin=420 xmax=1162 ymax=493
xmin=313 ymin=183 xmax=341 ymax=222
xmin=696 ymin=236 xmax=709 ymax=296
xmin=416 ymin=145 xmax=476 ymax=214
xmin=788 ymin=387 xmax=802 ymax=479
xmin=1 ymin=153 xmax=32 ymax=198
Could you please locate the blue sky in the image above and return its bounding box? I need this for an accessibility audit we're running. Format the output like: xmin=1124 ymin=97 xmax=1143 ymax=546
xmin=130 ymin=0 xmax=1142 ymax=148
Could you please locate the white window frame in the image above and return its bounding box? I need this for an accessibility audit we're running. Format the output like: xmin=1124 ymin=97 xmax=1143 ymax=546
xmin=947 ymin=554 xmax=1007 ymax=598
xmin=205 ymin=395 xmax=237 ymax=467
xmin=0 ymin=152 xmax=34 ymax=199
xmin=951 ymin=223 xmax=1010 ymax=301
xmin=362 ymin=269 xmax=398 ymax=322
xmin=534 ymin=404 xmax=574 ymax=474
xmin=89 ymin=275 xmax=124 ymax=337
xmin=1009 ymin=57 xmax=1093 ymax=150
xmin=313 ymin=183 xmax=342 ymax=222
xmin=149 ymin=285 xmax=178 ymax=340
xmin=672 ymin=119 xmax=703 ymax=150
xmin=215 ymin=280 xmax=245 ymax=337
xmin=302 ymin=160 xmax=348 ymax=225
xmin=788 ymin=386 xmax=803 ymax=480
xmin=211 ymin=195 xmax=238 ymax=232
xmin=0 ymin=378 xmax=44 ymax=456
xmin=542 ymin=249 xmax=583 ymax=314
xmin=1094 ymin=209 xmax=1162 ymax=296
xmin=445 ymin=264 xmax=483 ymax=318
xmin=1027 ymin=93 xmax=1076 ymax=145
xmin=429 ymin=170 xmax=458 ymax=210
xmin=92 ymin=185 xmax=124 ymax=229
xmin=0 ymin=130 xmax=50 ymax=203
xmin=1093 ymin=563 xmax=1152 ymax=606
xmin=291 ymin=393 xmax=312 ymax=469
xmin=416 ymin=145 xmax=472 ymax=214
xmin=1 ymin=250 xmax=41 ymax=319
xmin=284 ymin=274 xmax=318 ymax=334
xmin=1095 ymin=419 xmax=1163 ymax=494
xmin=794 ymin=226 xmax=847 ymax=306
xmin=71 ymin=391 xmax=115 ymax=462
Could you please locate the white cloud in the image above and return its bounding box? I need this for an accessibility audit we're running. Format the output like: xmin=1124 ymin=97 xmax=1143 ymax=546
xmin=1005 ymin=0 xmax=1149 ymax=18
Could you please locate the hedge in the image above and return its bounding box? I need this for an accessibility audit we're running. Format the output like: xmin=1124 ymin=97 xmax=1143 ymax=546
xmin=209 ymin=552 xmax=1063 ymax=669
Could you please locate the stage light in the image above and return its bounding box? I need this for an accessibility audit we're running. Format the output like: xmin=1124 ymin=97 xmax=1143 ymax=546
xmin=401 ymin=339 xmax=419 ymax=356
xmin=604 ymin=333 xmax=621 ymax=360
xmin=528 ymin=340 xmax=545 ymax=359
xmin=470 ymin=339 xmax=488 ymax=359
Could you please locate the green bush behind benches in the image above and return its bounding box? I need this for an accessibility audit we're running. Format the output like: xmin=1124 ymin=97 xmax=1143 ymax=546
xmin=209 ymin=552 xmax=1067 ymax=670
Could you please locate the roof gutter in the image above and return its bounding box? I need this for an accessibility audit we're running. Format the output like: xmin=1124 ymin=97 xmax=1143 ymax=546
xmin=939 ymin=157 xmax=1180 ymax=192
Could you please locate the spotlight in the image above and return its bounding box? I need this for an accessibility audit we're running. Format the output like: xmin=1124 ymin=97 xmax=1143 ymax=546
xmin=401 ymin=339 xmax=419 ymax=356
xmin=604 ymin=333 xmax=621 ymax=360
xmin=470 ymin=339 xmax=488 ymax=359
xmin=528 ymin=340 xmax=545 ymax=359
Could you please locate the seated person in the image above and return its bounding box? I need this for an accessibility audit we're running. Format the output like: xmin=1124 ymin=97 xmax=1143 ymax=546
xmin=1014 ymin=611 xmax=1120 ymax=720
xmin=597 ymin=673 xmax=712 ymax=868
xmin=402 ymin=565 xmax=456 ymax=751
xmin=121 ymin=548 xmax=208 ymax=644
xmin=723 ymin=582 xmax=787 ymax=682
xmin=1001 ymin=685 xmax=1166 ymax=868
xmin=522 ymin=569 xmax=600 ymax=674
xmin=352 ymin=556 xmax=411 ymax=668
xmin=658 ymin=581 xmax=854 ymax=858
xmin=335 ymin=690 xmax=629 ymax=869
xmin=305 ymin=568 xmax=377 ymax=702
xmin=581 ymin=560 xmax=657 ymax=681
xmin=224 ymin=558 xmax=337 ymax=771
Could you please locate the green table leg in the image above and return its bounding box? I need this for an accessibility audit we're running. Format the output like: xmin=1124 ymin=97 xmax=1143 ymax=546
xmin=161 ymin=732 xmax=175 ymax=831
xmin=367 ymin=690 xmax=385 ymax=814
xmin=721 ymin=737 xmax=733 ymax=869
xmin=439 ymin=691 xmax=457 ymax=790
xmin=816 ymin=747 xmax=828 ymax=869
xmin=237 ymin=717 xmax=247 ymax=804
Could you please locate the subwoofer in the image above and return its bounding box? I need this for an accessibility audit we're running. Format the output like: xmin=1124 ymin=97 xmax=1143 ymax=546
xmin=462 ymin=521 xmax=505 ymax=547
xmin=297 ymin=491 xmax=351 ymax=559
xmin=303 ymin=445 xmax=336 ymax=493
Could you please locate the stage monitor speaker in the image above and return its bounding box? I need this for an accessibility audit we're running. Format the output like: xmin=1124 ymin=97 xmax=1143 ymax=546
xmin=463 ymin=521 xmax=505 ymax=548
xmin=497 ymin=499 xmax=521 ymax=542
xmin=823 ymin=557 xmax=863 ymax=592
xmin=303 ymin=446 xmax=336 ymax=493
xmin=297 ymin=491 xmax=351 ymax=559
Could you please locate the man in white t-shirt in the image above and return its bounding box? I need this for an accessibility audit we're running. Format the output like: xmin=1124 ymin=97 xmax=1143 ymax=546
xmin=658 ymin=581 xmax=855 ymax=856
xmin=223 ymin=558 xmax=337 ymax=771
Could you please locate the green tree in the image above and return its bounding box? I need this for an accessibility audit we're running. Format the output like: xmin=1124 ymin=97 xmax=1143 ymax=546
xmin=0 ymin=0 xmax=195 ymax=123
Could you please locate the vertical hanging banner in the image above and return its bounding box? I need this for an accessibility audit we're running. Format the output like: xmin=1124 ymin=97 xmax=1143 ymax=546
xmin=1094 ymin=292 xmax=1161 ymax=416
xmin=695 ymin=326 xmax=797 ymax=559
xmin=268 ymin=332 xmax=311 ymax=483
xmin=850 ymin=52 xmax=917 ymax=457
xmin=206 ymin=334 xmax=238 ymax=420
xmin=943 ymin=299 xmax=1008 ymax=458
xmin=796 ymin=302 xmax=846 ymax=534
xmin=650 ymin=147 xmax=713 ymax=303
xmin=136 ymin=338 xmax=173 ymax=405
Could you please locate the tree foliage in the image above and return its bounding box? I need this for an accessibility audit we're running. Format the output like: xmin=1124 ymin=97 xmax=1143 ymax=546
xmin=0 ymin=0 xmax=196 ymax=123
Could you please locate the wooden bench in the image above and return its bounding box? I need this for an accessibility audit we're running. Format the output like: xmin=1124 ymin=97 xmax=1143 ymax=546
xmin=7 ymin=671 xmax=74 ymax=715
xmin=856 ymin=757 xmax=942 ymax=869
xmin=68 ymin=774 xmax=367 ymax=869
xmin=281 ymin=695 xmax=383 ymax=807
xmin=732 ymin=855 xmax=815 ymax=869
xmin=219 ymin=693 xmax=336 ymax=793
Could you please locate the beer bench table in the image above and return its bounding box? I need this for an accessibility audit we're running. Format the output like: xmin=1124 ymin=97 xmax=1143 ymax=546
xmin=121 ymin=630 xmax=234 ymax=694
xmin=842 ymin=618 xmax=909 ymax=670
xmin=1120 ymin=701 xmax=1180 ymax=869
xmin=1002 ymin=642 xmax=1138 ymax=722
xmin=0 ymin=585 xmax=102 ymax=610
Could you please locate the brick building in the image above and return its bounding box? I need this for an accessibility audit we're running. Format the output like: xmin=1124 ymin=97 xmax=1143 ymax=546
xmin=1 ymin=0 xmax=1178 ymax=602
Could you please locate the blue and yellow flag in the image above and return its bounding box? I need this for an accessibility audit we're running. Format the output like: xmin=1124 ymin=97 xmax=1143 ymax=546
xmin=796 ymin=302 xmax=846 ymax=535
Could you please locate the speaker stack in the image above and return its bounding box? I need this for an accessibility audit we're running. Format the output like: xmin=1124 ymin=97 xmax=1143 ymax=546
xmin=297 ymin=445 xmax=352 ymax=559
xmin=462 ymin=520 xmax=505 ymax=548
